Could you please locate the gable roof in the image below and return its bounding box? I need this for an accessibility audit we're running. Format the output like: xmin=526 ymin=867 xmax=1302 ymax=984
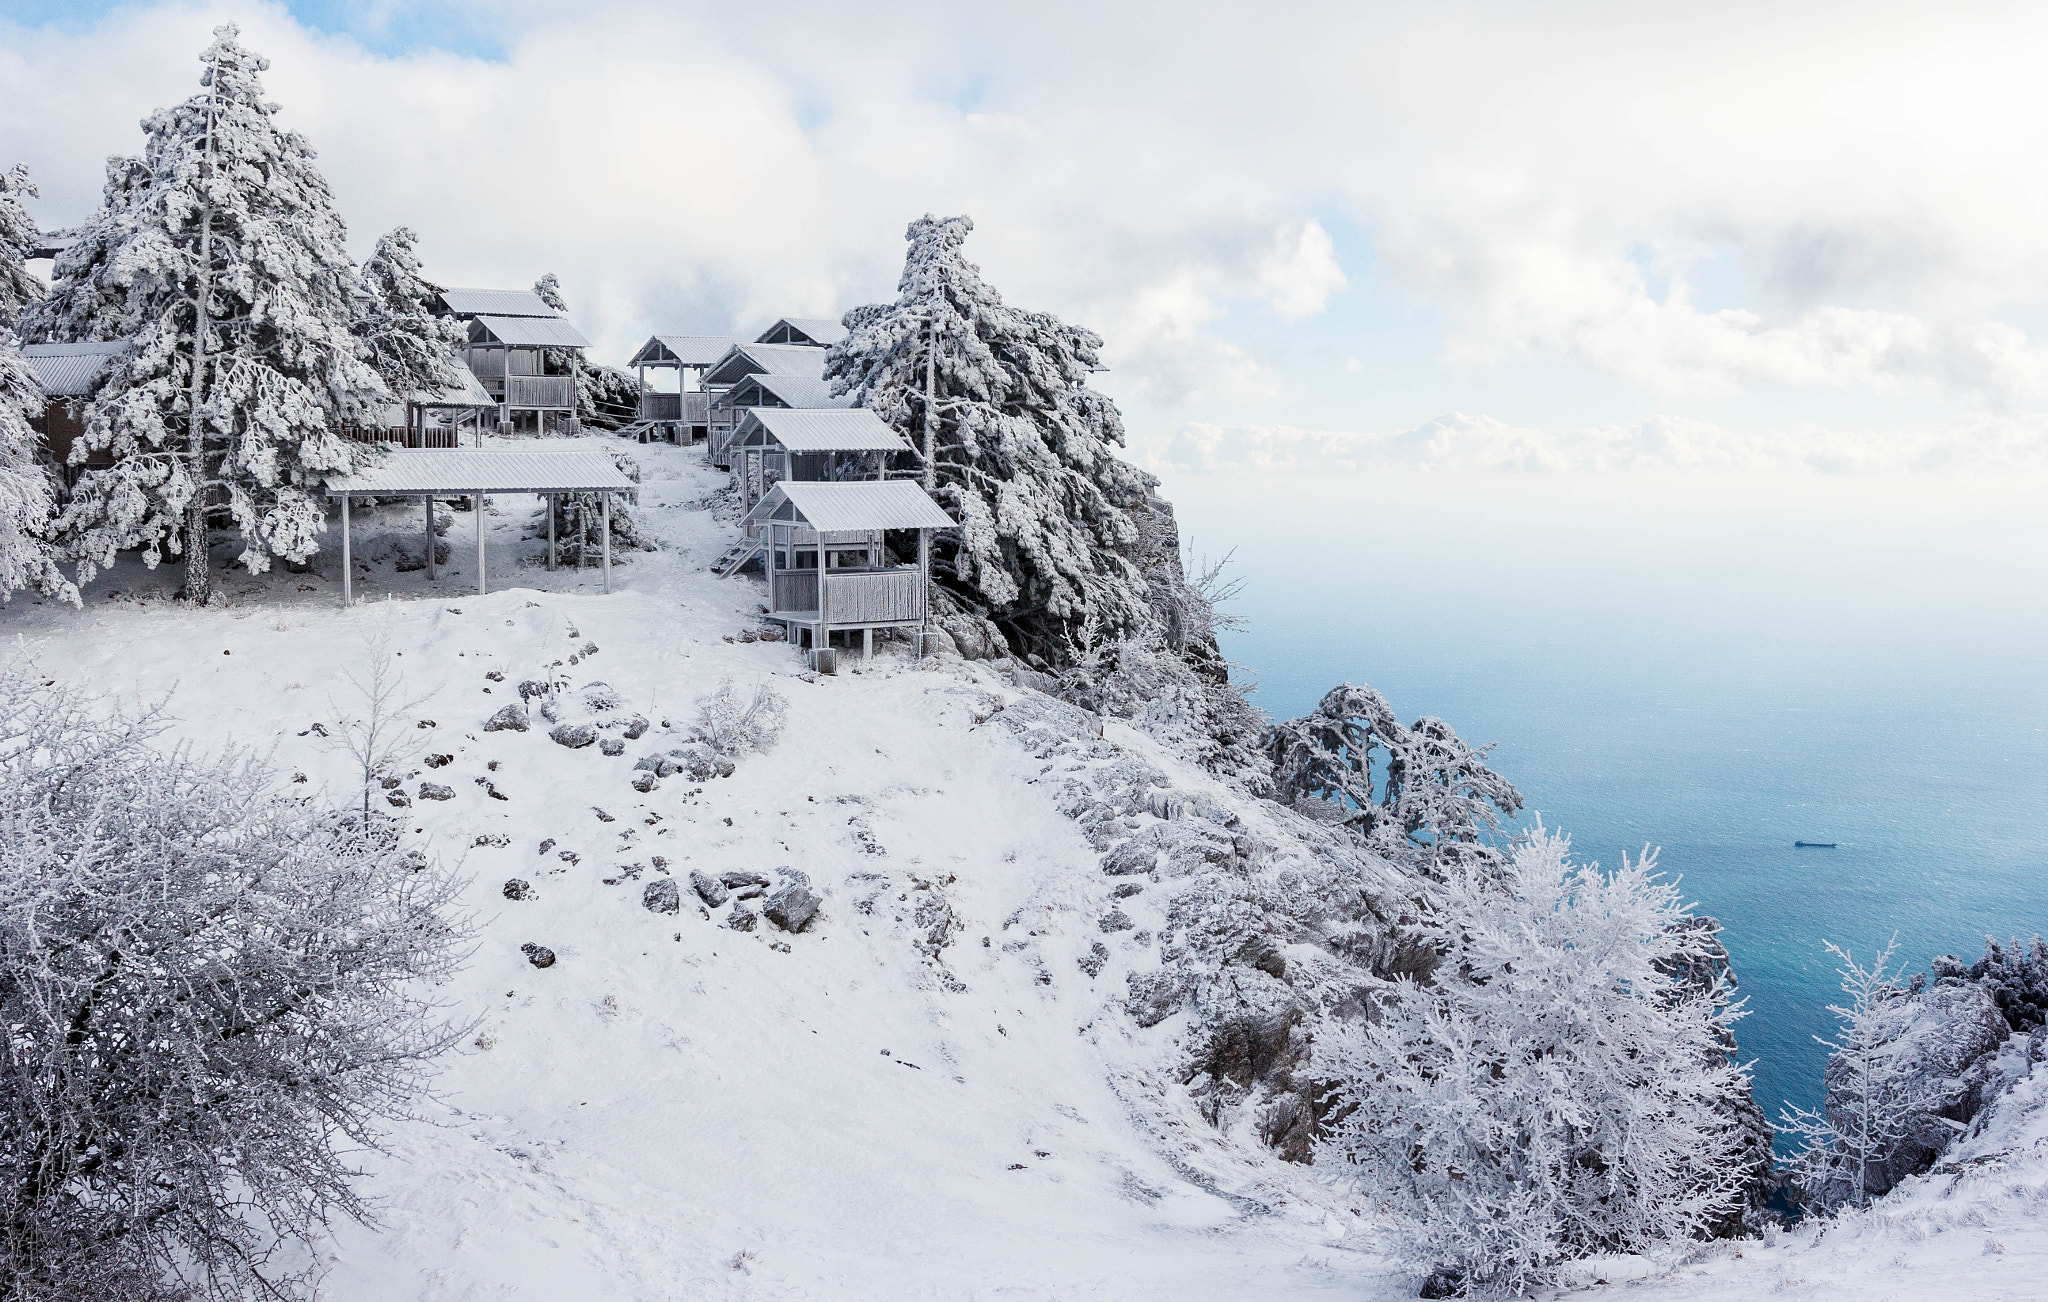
xmin=409 ymin=366 xmax=498 ymax=408
xmin=712 ymin=373 xmax=854 ymax=412
xmin=734 ymin=407 xmax=908 ymax=453
xmin=21 ymin=340 xmax=129 ymax=397
xmin=742 ymin=479 xmax=954 ymax=532
xmin=756 ymin=316 xmax=847 ymax=347
xmin=470 ymin=315 xmax=590 ymax=348
xmin=702 ymin=343 xmax=828 ymax=387
xmin=629 ymin=334 xmax=746 ymax=368
xmin=438 ymin=287 xmax=561 ymax=318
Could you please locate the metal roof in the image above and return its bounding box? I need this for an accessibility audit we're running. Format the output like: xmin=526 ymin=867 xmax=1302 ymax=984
xmin=743 ymin=480 xmax=954 ymax=532
xmin=470 ymin=315 xmax=590 ymax=348
xmin=439 ymin=287 xmax=560 ymax=318
xmin=752 ymin=374 xmax=853 ymax=408
xmin=703 ymin=343 xmax=828 ymax=386
xmin=325 ymin=449 xmax=637 ymax=496
xmin=629 ymin=334 xmax=745 ymax=368
xmin=409 ymin=366 xmax=497 ymax=408
xmin=735 ymin=407 xmax=909 ymax=453
xmin=757 ymin=316 xmax=847 ymax=347
xmin=21 ymin=340 xmax=128 ymax=397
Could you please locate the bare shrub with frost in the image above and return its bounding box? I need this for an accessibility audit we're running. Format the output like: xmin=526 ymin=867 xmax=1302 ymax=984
xmin=689 ymin=677 xmax=787 ymax=758
xmin=1314 ymin=829 xmax=1753 ymax=1296
xmin=0 ymin=660 xmax=469 ymax=1301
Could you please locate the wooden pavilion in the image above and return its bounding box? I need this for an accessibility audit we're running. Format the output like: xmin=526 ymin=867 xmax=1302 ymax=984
xmin=434 ymin=287 xmax=590 ymax=434
xmin=740 ymin=479 xmax=954 ymax=664
xmin=19 ymin=340 xmax=126 ymax=483
xmin=700 ymin=343 xmax=832 ymax=467
xmin=623 ymin=334 xmax=741 ymax=443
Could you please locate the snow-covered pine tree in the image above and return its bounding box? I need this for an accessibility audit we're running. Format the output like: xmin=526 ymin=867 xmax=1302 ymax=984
xmin=1780 ymin=937 xmax=1935 ymax=1213
xmin=1314 ymin=829 xmax=1753 ymax=1296
xmin=16 ymin=155 xmax=151 ymax=346
xmin=356 ymin=226 xmax=465 ymax=406
xmin=0 ymin=164 xmax=76 ymax=603
xmin=1263 ymin=682 xmax=1523 ymax=875
xmin=49 ymin=25 xmax=384 ymax=598
xmin=826 ymin=214 xmax=1173 ymax=669
xmin=533 ymin=272 xmax=568 ymax=313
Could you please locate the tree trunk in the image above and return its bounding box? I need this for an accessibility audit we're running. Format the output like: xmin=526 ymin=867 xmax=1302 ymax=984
xmin=184 ymin=203 xmax=215 ymax=605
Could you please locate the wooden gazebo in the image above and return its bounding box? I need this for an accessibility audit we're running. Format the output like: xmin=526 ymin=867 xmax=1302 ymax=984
xmin=740 ymin=480 xmax=954 ymax=663
xmin=625 ymin=334 xmax=741 ymax=442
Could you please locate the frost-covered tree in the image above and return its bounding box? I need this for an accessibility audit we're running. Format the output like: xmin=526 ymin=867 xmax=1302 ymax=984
xmin=0 ymin=164 xmax=76 ymax=603
xmin=532 ymin=271 xmax=568 ymax=314
xmin=18 ymin=155 xmax=152 ymax=345
xmin=356 ymin=226 xmax=465 ymax=403
xmin=48 ymin=25 xmax=384 ymax=598
xmin=1780 ymin=938 xmax=1937 ymax=1213
xmin=1314 ymin=829 xmax=1754 ymax=1296
xmin=1263 ymin=682 xmax=1522 ymax=875
xmin=827 ymin=214 xmax=1177 ymax=668
xmin=0 ymin=661 xmax=466 ymax=1300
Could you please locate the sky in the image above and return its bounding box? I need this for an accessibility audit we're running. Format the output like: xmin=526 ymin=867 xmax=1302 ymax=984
xmin=8 ymin=0 xmax=2048 ymax=475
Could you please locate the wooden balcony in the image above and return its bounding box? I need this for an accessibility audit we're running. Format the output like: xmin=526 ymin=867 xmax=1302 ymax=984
xmin=506 ymin=375 xmax=575 ymax=409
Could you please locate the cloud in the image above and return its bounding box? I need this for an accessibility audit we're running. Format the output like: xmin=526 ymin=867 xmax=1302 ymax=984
xmin=1144 ymin=412 xmax=2048 ymax=475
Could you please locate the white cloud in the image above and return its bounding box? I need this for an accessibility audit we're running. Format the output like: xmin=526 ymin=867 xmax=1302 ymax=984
xmin=1143 ymin=412 xmax=2048 ymax=475
xmin=1256 ymin=219 xmax=1345 ymax=319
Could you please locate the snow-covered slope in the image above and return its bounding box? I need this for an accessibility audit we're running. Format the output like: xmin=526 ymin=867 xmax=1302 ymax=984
xmin=3 ymin=437 xmax=2041 ymax=1301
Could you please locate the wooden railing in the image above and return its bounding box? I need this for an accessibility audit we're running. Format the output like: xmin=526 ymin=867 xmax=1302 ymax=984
xmin=342 ymin=426 xmax=462 ymax=449
xmin=641 ymin=393 xmax=682 ymax=420
xmin=772 ymin=569 xmax=924 ymax=624
xmin=507 ymin=375 xmax=574 ymax=409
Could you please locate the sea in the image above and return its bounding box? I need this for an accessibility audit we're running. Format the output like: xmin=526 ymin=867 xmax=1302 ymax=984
xmin=1164 ymin=469 xmax=2048 ymax=1126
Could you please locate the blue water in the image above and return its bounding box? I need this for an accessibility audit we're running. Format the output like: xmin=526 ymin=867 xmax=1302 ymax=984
xmin=1167 ymin=471 xmax=2048 ymax=1125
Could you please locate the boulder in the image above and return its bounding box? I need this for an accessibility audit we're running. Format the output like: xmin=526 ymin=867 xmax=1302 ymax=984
xmin=1099 ymin=908 xmax=1135 ymax=933
xmin=1078 ymin=941 xmax=1110 ymax=978
xmin=641 ymin=878 xmax=680 ymax=915
xmin=763 ymin=884 xmax=821 ymax=933
xmin=550 ymin=723 xmax=598 ymax=749
xmin=720 ymin=870 xmax=772 ymax=889
xmin=518 ymin=678 xmax=549 ymax=701
xmin=520 ymin=942 xmax=556 ymax=969
xmin=631 ymin=772 xmax=659 ymax=793
xmin=621 ymin=714 xmax=650 ymax=740
xmin=599 ymin=738 xmax=625 ymax=756
xmin=727 ymin=908 xmax=758 ymax=933
xmin=503 ymin=878 xmax=533 ymax=901
xmin=1124 ymin=969 xmax=1184 ymax=1028
xmin=483 ymin=703 xmax=529 ymax=733
xmin=689 ymin=870 xmax=729 ymax=906
xmin=418 ymin=782 xmax=455 ymax=801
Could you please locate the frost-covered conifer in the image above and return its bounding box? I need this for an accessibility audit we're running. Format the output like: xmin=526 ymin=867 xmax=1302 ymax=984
xmin=0 ymin=164 xmax=76 ymax=603
xmin=17 ymin=155 xmax=151 ymax=346
xmin=356 ymin=226 xmax=465 ymax=403
xmin=1314 ymin=829 xmax=1753 ymax=1295
xmin=1264 ymin=682 xmax=1522 ymax=874
xmin=827 ymin=214 xmax=1172 ymax=668
xmin=533 ymin=271 xmax=568 ymax=313
xmin=49 ymin=25 xmax=384 ymax=597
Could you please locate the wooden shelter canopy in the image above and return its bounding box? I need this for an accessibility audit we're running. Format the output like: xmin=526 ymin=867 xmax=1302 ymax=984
xmin=629 ymin=334 xmax=744 ymax=368
xmin=714 ymin=373 xmax=852 ymax=412
xmin=743 ymin=480 xmax=954 ymax=534
xmin=469 ymin=315 xmax=590 ymax=349
xmin=756 ymin=317 xmax=847 ymax=347
xmin=702 ymin=343 xmax=828 ymax=387
xmin=325 ymin=449 xmax=633 ymax=497
xmin=437 ymin=287 xmax=559 ymax=318
xmin=732 ymin=407 xmax=909 ymax=453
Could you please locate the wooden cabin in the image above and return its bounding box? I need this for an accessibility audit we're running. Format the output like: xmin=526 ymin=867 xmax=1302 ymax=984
xmin=623 ymin=335 xmax=740 ymax=443
xmin=346 ymin=366 xmax=502 ymax=448
xmin=700 ymin=343 xmax=832 ymax=467
xmin=755 ymin=317 xmax=847 ymax=348
xmin=434 ymin=287 xmax=589 ymax=434
xmin=20 ymin=340 xmax=126 ymax=481
xmin=741 ymin=479 xmax=954 ymax=664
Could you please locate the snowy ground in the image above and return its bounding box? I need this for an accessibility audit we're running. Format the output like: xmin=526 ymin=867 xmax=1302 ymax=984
xmin=2 ymin=435 xmax=2041 ymax=1300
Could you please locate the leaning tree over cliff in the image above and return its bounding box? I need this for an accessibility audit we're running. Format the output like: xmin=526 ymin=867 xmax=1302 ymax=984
xmin=826 ymin=214 xmax=1185 ymax=669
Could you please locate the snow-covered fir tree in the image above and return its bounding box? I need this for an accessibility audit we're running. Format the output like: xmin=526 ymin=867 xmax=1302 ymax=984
xmin=355 ymin=226 xmax=465 ymax=403
xmin=16 ymin=155 xmax=151 ymax=346
xmin=0 ymin=164 xmax=75 ymax=603
xmin=533 ymin=271 xmax=568 ymax=314
xmin=48 ymin=25 xmax=383 ymax=598
xmin=1314 ymin=829 xmax=1754 ymax=1295
xmin=1263 ymin=681 xmax=1523 ymax=875
xmin=826 ymin=214 xmax=1179 ymax=670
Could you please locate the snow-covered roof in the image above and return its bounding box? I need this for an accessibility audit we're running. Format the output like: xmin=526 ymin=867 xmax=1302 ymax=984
xmin=747 ymin=374 xmax=854 ymax=410
xmin=21 ymin=340 xmax=129 ymax=397
xmin=325 ymin=449 xmax=635 ymax=496
xmin=438 ymin=287 xmax=560 ymax=318
xmin=733 ymin=408 xmax=909 ymax=453
xmin=30 ymin=229 xmax=81 ymax=261
xmin=470 ymin=315 xmax=590 ymax=349
xmin=409 ymin=367 xmax=497 ymax=408
xmin=702 ymin=343 xmax=828 ymax=387
xmin=743 ymin=480 xmax=954 ymax=532
xmin=756 ymin=317 xmax=847 ymax=348
xmin=629 ymin=335 xmax=746 ymax=368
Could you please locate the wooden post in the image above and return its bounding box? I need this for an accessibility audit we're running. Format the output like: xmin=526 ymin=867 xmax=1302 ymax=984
xmin=547 ymin=493 xmax=556 ymax=571
xmin=601 ymin=493 xmax=612 ymax=593
xmin=817 ymin=526 xmax=829 ymax=661
xmin=424 ymin=496 xmax=436 ymax=581
xmin=476 ymin=493 xmax=486 ymax=597
xmin=340 ymin=494 xmax=352 ymax=609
